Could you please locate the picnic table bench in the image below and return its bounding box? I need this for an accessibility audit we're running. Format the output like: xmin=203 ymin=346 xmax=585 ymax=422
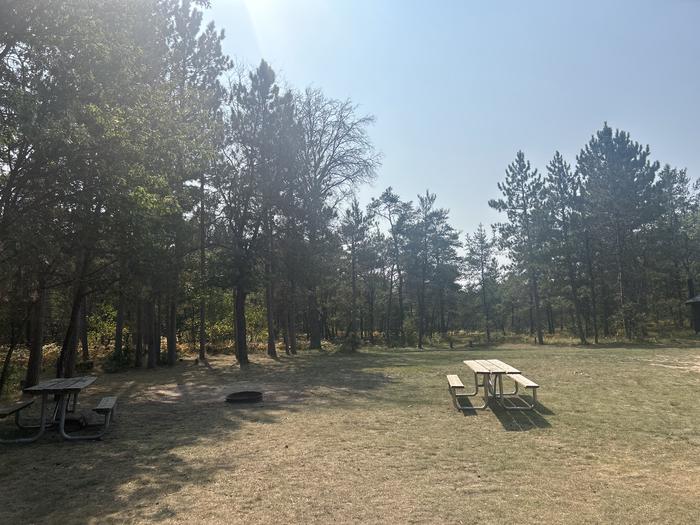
xmin=446 ymin=359 xmax=539 ymax=411
xmin=0 ymin=376 xmax=117 ymax=444
xmin=0 ymin=399 xmax=35 ymax=433
xmin=0 ymin=399 xmax=34 ymax=419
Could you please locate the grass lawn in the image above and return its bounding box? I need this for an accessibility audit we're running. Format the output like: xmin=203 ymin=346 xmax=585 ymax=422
xmin=1 ymin=343 xmax=699 ymax=524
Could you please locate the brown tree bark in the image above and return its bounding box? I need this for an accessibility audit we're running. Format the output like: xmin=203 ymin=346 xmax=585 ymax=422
xmin=234 ymin=287 xmax=249 ymax=366
xmin=0 ymin=316 xmax=25 ymax=396
xmin=308 ymin=291 xmax=322 ymax=349
xmin=199 ymin=174 xmax=207 ymax=362
xmin=147 ymin=300 xmax=159 ymax=368
xmin=80 ymin=296 xmax=89 ymax=361
xmin=529 ymin=270 xmax=544 ymax=344
xmin=288 ymin=280 xmax=297 ymax=355
xmin=167 ymin=293 xmax=177 ymax=366
xmin=25 ymin=281 xmax=46 ymax=387
xmin=584 ymin=231 xmax=600 ymax=343
xmin=385 ymin=264 xmax=394 ymax=346
xmin=135 ymin=300 xmax=144 ymax=368
xmin=56 ymin=287 xmax=84 ymax=378
xmin=114 ymin=281 xmax=125 ymax=360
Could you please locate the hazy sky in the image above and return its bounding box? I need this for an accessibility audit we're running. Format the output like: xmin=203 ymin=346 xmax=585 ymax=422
xmin=206 ymin=0 xmax=700 ymax=234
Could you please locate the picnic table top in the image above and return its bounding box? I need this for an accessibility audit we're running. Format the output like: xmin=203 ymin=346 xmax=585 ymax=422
xmin=463 ymin=359 xmax=520 ymax=374
xmin=23 ymin=376 xmax=96 ymax=394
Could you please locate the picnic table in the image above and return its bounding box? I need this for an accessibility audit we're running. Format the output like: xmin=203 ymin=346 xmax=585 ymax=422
xmin=446 ymin=359 xmax=539 ymax=411
xmin=464 ymin=359 xmax=519 ymax=403
xmin=0 ymin=376 xmax=117 ymax=443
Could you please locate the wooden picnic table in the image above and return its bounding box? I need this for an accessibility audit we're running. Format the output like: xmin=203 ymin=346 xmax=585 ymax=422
xmin=463 ymin=359 xmax=520 ymax=406
xmin=448 ymin=359 xmax=539 ymax=411
xmin=5 ymin=376 xmax=98 ymax=443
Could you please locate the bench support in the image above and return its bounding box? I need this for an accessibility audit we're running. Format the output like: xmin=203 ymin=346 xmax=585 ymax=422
xmin=57 ymin=395 xmax=115 ymax=441
xmin=500 ymin=388 xmax=537 ymax=410
xmin=500 ymin=375 xmax=538 ymax=411
xmin=447 ymin=374 xmax=488 ymax=411
xmin=483 ymin=373 xmax=538 ymax=411
xmin=449 ymin=385 xmax=488 ymax=411
xmin=0 ymin=394 xmax=49 ymax=444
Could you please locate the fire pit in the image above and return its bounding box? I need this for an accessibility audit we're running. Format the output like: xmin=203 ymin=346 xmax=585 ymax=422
xmin=226 ymin=390 xmax=263 ymax=404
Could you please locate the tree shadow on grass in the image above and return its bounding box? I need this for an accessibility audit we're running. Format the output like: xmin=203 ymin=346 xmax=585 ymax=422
xmin=2 ymin=402 xmax=264 ymax=523
xmin=6 ymin=346 xmax=560 ymax=522
xmin=0 ymin=350 xmax=412 ymax=523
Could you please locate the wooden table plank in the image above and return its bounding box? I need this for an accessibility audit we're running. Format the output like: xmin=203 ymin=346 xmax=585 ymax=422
xmin=24 ymin=376 xmax=96 ymax=394
xmin=485 ymin=359 xmax=520 ymax=374
xmin=475 ymin=359 xmax=502 ymax=373
xmin=463 ymin=360 xmax=490 ymax=374
xmin=464 ymin=360 xmax=520 ymax=374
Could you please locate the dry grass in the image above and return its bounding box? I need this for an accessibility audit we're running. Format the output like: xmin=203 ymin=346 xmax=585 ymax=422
xmin=1 ymin=342 xmax=699 ymax=524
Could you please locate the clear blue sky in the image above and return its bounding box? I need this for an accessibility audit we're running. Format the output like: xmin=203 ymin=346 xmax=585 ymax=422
xmin=206 ymin=0 xmax=700 ymax=234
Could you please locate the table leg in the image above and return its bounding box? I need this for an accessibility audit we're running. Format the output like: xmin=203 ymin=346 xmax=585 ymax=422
xmin=50 ymin=394 xmax=61 ymax=424
xmin=58 ymin=393 xmax=108 ymax=441
xmin=70 ymin=392 xmax=79 ymax=413
xmin=499 ymin=375 xmax=519 ymax=396
xmin=484 ymin=373 xmax=492 ymax=406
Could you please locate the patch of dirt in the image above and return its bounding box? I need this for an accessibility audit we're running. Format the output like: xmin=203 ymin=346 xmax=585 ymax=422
xmin=649 ymin=355 xmax=700 ymax=373
xmin=141 ymin=381 xmax=306 ymax=405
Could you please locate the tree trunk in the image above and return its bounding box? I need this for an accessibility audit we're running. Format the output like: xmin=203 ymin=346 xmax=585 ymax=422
xmin=397 ymin=265 xmax=405 ymax=345
xmin=308 ymin=291 xmax=322 ymax=349
xmin=439 ymin=286 xmax=446 ymax=336
xmin=80 ymin=296 xmax=89 ymax=361
xmin=265 ymin=217 xmax=277 ymax=358
xmin=347 ymin=241 xmax=359 ymax=350
xmin=57 ymin=287 xmax=84 ymax=378
xmin=135 ymin=300 xmax=143 ymax=368
xmin=199 ymin=173 xmax=207 ymax=361
xmin=530 ymin=270 xmax=544 ymax=344
xmin=289 ymin=280 xmax=297 ymax=355
xmin=566 ymin=255 xmax=586 ymax=343
xmin=57 ymin=248 xmax=94 ymax=377
xmin=147 ymin=301 xmax=158 ymax=369
xmin=114 ymin=279 xmax=125 ymax=361
xmin=167 ymin=293 xmax=177 ymax=366
xmin=480 ymin=269 xmax=491 ymax=342
xmin=546 ymin=303 xmax=555 ymax=335
xmin=417 ymin=253 xmax=427 ymax=349
xmin=283 ymin=311 xmax=290 ymax=355
xmin=25 ymin=281 xmax=46 ymax=387
xmin=614 ymin=224 xmax=631 ymax=339
xmin=266 ymin=279 xmax=276 ymax=357
xmin=368 ymin=288 xmax=375 ymax=345
xmin=0 ymin=317 xmax=24 ymax=396
xmin=385 ymin=264 xmax=394 ymax=346
xmin=584 ymin=231 xmax=599 ymax=343
xmin=601 ymin=281 xmax=611 ymax=337
xmin=234 ymin=287 xmax=249 ymax=366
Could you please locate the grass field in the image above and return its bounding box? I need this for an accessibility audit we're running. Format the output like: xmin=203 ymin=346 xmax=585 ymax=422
xmin=1 ymin=342 xmax=699 ymax=524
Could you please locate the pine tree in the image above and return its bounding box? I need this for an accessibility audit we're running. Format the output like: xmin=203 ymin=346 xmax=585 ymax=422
xmin=465 ymin=224 xmax=499 ymax=342
xmin=489 ymin=151 xmax=546 ymax=344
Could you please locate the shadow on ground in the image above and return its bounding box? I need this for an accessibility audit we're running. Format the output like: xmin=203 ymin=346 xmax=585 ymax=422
xmin=453 ymin=394 xmax=553 ymax=430
xmin=0 ymin=349 xmax=411 ymax=523
xmin=492 ymin=397 xmax=554 ymax=431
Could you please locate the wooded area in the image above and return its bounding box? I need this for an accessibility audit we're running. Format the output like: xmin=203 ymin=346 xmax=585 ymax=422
xmin=1 ymin=0 xmax=699 ymax=396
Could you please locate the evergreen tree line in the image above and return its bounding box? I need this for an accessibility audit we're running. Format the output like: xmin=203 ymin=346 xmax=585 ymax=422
xmin=1 ymin=1 xmax=698 ymax=395
xmin=482 ymin=128 xmax=699 ymax=344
